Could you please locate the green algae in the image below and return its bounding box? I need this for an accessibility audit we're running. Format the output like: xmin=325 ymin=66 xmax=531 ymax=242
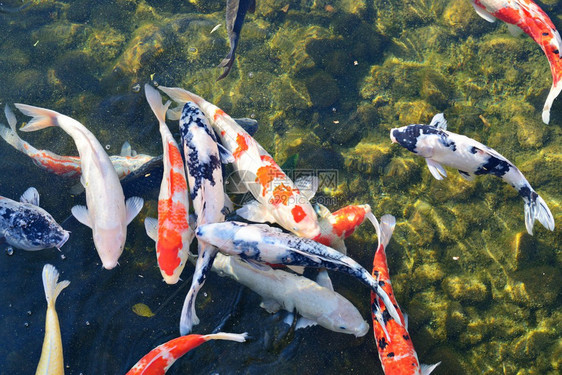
xmin=0 ymin=0 xmax=560 ymax=374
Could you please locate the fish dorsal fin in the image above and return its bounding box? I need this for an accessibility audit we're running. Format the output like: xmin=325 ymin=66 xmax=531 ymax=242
xmin=71 ymin=205 xmax=92 ymax=228
xmin=20 ymin=187 xmax=40 ymax=206
xmin=236 ymin=200 xmax=277 ymax=224
xmin=316 ymin=269 xmax=334 ymax=291
xmin=314 ymin=203 xmax=332 ymax=219
xmin=218 ymin=143 xmax=235 ymax=164
xmin=144 ymin=217 xmax=158 ymax=242
xmin=403 ymin=312 xmax=409 ymax=330
xmin=295 ymin=175 xmax=318 ymax=201
xmin=4 ymin=104 xmax=17 ymax=130
xmin=458 ymin=170 xmax=475 ymax=181
xmin=120 ymin=141 xmax=132 ymax=157
xmin=365 ymin=212 xmax=381 ymax=249
xmin=379 ymin=214 xmax=396 ymax=249
xmin=421 ymin=362 xmax=441 ymax=375
xmin=125 ymin=196 xmax=144 ymax=225
xmin=295 ymin=316 xmax=317 ymax=330
xmin=426 ymin=159 xmax=447 ymax=180
xmin=471 ymin=2 xmax=496 ymax=22
xmin=429 ymin=113 xmax=447 ymax=130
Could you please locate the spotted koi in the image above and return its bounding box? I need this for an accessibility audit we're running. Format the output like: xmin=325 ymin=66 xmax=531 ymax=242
xmin=126 ymin=332 xmax=247 ymax=375
xmin=369 ymin=214 xmax=440 ymax=375
xmin=472 ymin=0 xmax=562 ymax=123
xmin=143 ymin=84 xmax=193 ymax=284
xmin=157 ymin=85 xmax=320 ymax=239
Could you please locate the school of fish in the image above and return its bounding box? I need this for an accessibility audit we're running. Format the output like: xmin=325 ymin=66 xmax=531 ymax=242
xmin=1 ymin=1 xmax=559 ymax=374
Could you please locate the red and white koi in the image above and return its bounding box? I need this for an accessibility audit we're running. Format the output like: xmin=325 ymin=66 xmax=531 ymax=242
xmin=369 ymin=214 xmax=440 ymax=375
xmin=126 ymin=332 xmax=247 ymax=375
xmin=157 ymin=85 xmax=320 ymax=239
xmin=195 ymin=220 xmax=402 ymax=325
xmin=313 ymin=203 xmax=372 ymax=253
xmin=471 ymin=0 xmax=562 ymax=124
xmin=15 ymin=103 xmax=144 ymax=269
xmin=175 ymin=100 xmax=229 ymax=335
xmin=143 ymin=84 xmax=193 ymax=285
xmin=0 ymin=104 xmax=154 ymax=179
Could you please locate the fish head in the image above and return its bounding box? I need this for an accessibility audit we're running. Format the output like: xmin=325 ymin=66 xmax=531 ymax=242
xmin=316 ymin=298 xmax=369 ymax=337
xmin=8 ymin=208 xmax=69 ymax=251
xmin=282 ymin=203 xmax=321 ymax=239
xmin=93 ymin=225 xmax=126 ymax=269
xmin=390 ymin=124 xmax=436 ymax=158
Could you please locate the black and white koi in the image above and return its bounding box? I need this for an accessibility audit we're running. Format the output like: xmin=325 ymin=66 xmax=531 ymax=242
xmin=0 ymin=187 xmax=69 ymax=251
xmin=390 ymin=113 xmax=555 ymax=235
xmin=177 ymin=100 xmax=230 ymax=335
xmin=195 ymin=221 xmax=402 ymax=325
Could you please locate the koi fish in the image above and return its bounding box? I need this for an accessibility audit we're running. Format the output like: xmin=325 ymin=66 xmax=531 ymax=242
xmin=0 ymin=104 xmax=155 ymax=179
xmin=175 ymin=100 xmax=231 ymax=335
xmin=369 ymin=214 xmax=440 ymax=375
xmin=35 ymin=264 xmax=70 ymax=375
xmin=0 ymin=187 xmax=69 ymax=251
xmin=390 ymin=113 xmax=555 ymax=235
xmin=15 ymin=103 xmax=144 ymax=269
xmin=143 ymin=84 xmax=193 ymax=284
xmin=217 ymin=0 xmax=256 ymax=80
xmin=313 ymin=203 xmax=372 ymax=254
xmin=126 ymin=332 xmax=247 ymax=375
xmin=203 ymin=252 xmax=369 ymax=336
xmin=471 ymin=0 xmax=562 ymax=124
xmin=157 ymin=86 xmax=320 ymax=239
xmin=195 ymin=220 xmax=402 ymax=324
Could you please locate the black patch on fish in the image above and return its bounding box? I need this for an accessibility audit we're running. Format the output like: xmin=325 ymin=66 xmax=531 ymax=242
xmin=387 ymin=352 xmax=395 ymax=358
xmin=378 ymin=280 xmax=385 ymax=287
xmin=382 ymin=309 xmax=392 ymax=324
xmin=474 ymin=155 xmax=511 ymax=177
xmin=378 ymin=337 xmax=388 ymax=350
xmin=470 ymin=146 xmax=479 ymax=154
xmin=403 ymin=334 xmax=410 ymax=341
xmin=518 ymin=186 xmax=538 ymax=202
xmin=393 ymin=125 xmax=455 ymax=153
xmin=1 ymin=207 xmax=14 ymax=220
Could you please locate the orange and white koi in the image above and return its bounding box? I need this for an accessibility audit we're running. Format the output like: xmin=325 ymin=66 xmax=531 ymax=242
xmin=126 ymin=332 xmax=247 ymax=375
xmin=15 ymin=103 xmax=144 ymax=269
xmin=472 ymin=0 xmax=562 ymax=124
xmin=157 ymin=85 xmax=320 ymax=239
xmin=313 ymin=203 xmax=372 ymax=253
xmin=0 ymin=104 xmax=154 ymax=179
xmin=369 ymin=214 xmax=440 ymax=375
xmin=143 ymin=84 xmax=193 ymax=285
xmin=35 ymin=264 xmax=70 ymax=375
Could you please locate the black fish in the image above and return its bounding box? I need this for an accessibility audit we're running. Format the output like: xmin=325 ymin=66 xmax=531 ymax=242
xmin=217 ymin=0 xmax=256 ymax=80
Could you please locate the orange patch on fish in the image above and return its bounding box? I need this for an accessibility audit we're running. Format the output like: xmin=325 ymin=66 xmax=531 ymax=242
xmin=232 ymin=133 xmax=249 ymax=159
xmin=157 ymin=201 xmax=189 ymax=276
xmin=269 ymin=183 xmax=294 ymax=205
xmin=330 ymin=206 xmax=368 ymax=238
xmin=291 ymin=205 xmax=307 ymax=223
xmin=213 ymin=108 xmax=226 ymax=121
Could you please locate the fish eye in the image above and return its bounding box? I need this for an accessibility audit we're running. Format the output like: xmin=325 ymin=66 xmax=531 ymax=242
xmin=339 ymin=326 xmax=346 ymax=330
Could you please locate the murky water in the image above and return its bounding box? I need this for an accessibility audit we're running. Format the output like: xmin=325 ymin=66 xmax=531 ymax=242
xmin=0 ymin=0 xmax=560 ymax=374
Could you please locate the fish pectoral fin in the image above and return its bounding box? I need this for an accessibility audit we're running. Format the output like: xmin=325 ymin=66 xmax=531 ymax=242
xmin=19 ymin=187 xmax=40 ymax=206
xmin=420 ymin=362 xmax=441 ymax=375
xmin=236 ymin=200 xmax=277 ymax=223
xmin=69 ymin=182 xmax=85 ymax=196
xmin=425 ymin=159 xmax=447 ymax=180
xmin=240 ymin=257 xmax=272 ymax=272
xmin=315 ymin=269 xmax=334 ymax=291
xmin=287 ymin=265 xmax=305 ymax=274
xmin=120 ymin=141 xmax=132 ymax=157
xmin=144 ymin=217 xmax=158 ymax=242
xmin=71 ymin=205 xmax=92 ymax=228
xmin=429 ymin=113 xmax=447 ymax=130
xmin=217 ymin=143 xmax=235 ymax=164
xmin=295 ymin=316 xmax=317 ymax=330
xmin=458 ymin=169 xmax=475 ymax=181
xmin=294 ymin=175 xmax=318 ymax=201
xmin=125 ymin=196 xmax=144 ymax=225
xmin=507 ymin=24 xmax=523 ymax=37
xmin=331 ymin=238 xmax=347 ymax=255
xmin=313 ymin=202 xmax=332 ymax=219
xmin=471 ymin=2 xmax=496 ymax=23
xmin=260 ymin=298 xmax=281 ymax=313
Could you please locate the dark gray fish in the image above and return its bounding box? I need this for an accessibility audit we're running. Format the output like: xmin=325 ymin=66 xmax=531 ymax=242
xmin=0 ymin=187 xmax=69 ymax=251
xmin=217 ymin=0 xmax=256 ymax=80
xmin=0 ymin=2 xmax=30 ymax=13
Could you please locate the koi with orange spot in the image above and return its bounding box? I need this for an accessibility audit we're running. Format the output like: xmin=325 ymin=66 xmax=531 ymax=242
xmin=313 ymin=203 xmax=372 ymax=253
xmin=126 ymin=332 xmax=247 ymax=375
xmin=0 ymin=104 xmax=154 ymax=179
xmin=368 ymin=214 xmax=440 ymax=375
xmin=472 ymin=0 xmax=562 ymax=123
xmin=157 ymin=86 xmax=320 ymax=239
xmin=143 ymin=84 xmax=193 ymax=285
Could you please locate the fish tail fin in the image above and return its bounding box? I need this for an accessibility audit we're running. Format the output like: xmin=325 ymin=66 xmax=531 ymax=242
xmin=524 ymin=191 xmax=555 ymax=235
xmin=542 ymin=81 xmax=562 ymax=124
xmin=379 ymin=215 xmax=396 ymax=250
xmin=144 ymin=84 xmax=171 ymax=126
xmin=42 ymin=264 xmax=70 ymax=308
xmin=14 ymin=103 xmax=61 ymax=131
xmin=203 ymin=332 xmax=248 ymax=343
xmin=0 ymin=105 xmax=26 ymax=150
xmin=365 ymin=212 xmax=381 ymax=249
xmin=217 ymin=54 xmax=235 ymax=81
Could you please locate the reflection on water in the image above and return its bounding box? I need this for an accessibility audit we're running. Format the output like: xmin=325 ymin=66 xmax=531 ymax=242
xmin=0 ymin=0 xmax=560 ymax=374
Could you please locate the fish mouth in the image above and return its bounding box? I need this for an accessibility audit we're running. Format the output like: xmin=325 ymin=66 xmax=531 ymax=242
xmin=56 ymin=230 xmax=70 ymax=250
